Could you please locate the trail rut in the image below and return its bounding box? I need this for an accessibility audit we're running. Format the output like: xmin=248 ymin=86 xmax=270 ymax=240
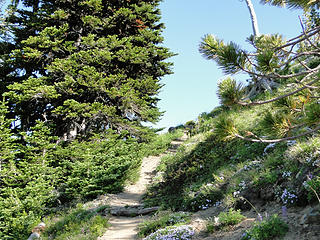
xmin=98 ymin=135 xmax=187 ymax=240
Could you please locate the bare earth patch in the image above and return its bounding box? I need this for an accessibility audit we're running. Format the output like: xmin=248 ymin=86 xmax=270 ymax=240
xmin=97 ymin=155 xmax=162 ymax=240
xmin=191 ymin=202 xmax=320 ymax=240
xmin=98 ymin=134 xmax=187 ymax=240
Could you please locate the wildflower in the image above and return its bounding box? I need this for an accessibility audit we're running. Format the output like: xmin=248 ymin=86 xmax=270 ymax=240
xmin=264 ymin=143 xmax=276 ymax=154
xmin=241 ymin=232 xmax=248 ymax=238
xmin=281 ymin=205 xmax=287 ymax=219
xmin=282 ymin=171 xmax=291 ymax=178
xmin=143 ymin=225 xmax=194 ymax=240
xmin=257 ymin=213 xmax=263 ymax=222
xmin=239 ymin=181 xmax=246 ymax=190
xmin=306 ymin=156 xmax=312 ymax=163
xmin=307 ymin=173 xmax=313 ymax=180
xmin=287 ymin=140 xmax=297 ymax=146
xmin=233 ymin=191 xmax=241 ymax=197
xmin=280 ymin=189 xmax=297 ymax=205
xmin=312 ymin=159 xmax=320 ymax=167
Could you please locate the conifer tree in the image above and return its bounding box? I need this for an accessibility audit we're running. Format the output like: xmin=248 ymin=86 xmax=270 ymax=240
xmin=0 ymin=100 xmax=58 ymax=239
xmin=1 ymin=0 xmax=173 ymax=141
xmin=200 ymin=1 xmax=320 ymax=142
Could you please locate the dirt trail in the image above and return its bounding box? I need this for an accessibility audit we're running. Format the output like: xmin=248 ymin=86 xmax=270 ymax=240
xmin=98 ymin=134 xmax=187 ymax=240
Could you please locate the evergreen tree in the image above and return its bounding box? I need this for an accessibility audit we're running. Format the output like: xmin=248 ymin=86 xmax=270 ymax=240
xmin=0 ymin=1 xmax=174 ymax=237
xmin=260 ymin=0 xmax=319 ymax=9
xmin=0 ymin=100 xmax=58 ymax=239
xmin=200 ymin=1 xmax=320 ymax=142
xmin=1 ymin=0 xmax=173 ymax=141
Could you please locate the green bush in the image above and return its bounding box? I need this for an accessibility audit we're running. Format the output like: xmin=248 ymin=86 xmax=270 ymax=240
xmin=0 ymin=122 xmax=180 ymax=238
xmin=54 ymin=134 xmax=144 ymax=201
xmin=183 ymin=186 xmax=223 ymax=212
xmin=304 ymin=176 xmax=320 ymax=202
xmin=241 ymin=214 xmax=288 ymax=240
xmin=141 ymin=130 xmax=184 ymax=156
xmin=0 ymin=121 xmax=59 ymax=239
xmin=219 ymin=208 xmax=245 ymax=226
xmin=207 ymin=208 xmax=245 ymax=233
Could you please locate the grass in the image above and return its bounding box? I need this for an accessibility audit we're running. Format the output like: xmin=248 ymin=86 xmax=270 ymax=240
xmin=42 ymin=204 xmax=110 ymax=240
xmin=144 ymin=98 xmax=320 ymax=214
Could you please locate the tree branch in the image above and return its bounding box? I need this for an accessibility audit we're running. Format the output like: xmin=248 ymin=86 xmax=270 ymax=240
xmin=238 ymin=77 xmax=320 ymax=106
xmin=275 ymin=26 xmax=320 ymax=51
xmin=234 ymin=125 xmax=320 ymax=143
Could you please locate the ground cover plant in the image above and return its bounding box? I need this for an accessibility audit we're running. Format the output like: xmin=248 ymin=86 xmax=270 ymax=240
xmin=241 ymin=214 xmax=288 ymax=240
xmin=138 ymin=211 xmax=191 ymax=238
xmin=145 ymin=100 xmax=320 ymax=238
xmin=206 ymin=208 xmax=245 ymax=233
xmin=143 ymin=225 xmax=195 ymax=240
xmin=42 ymin=204 xmax=110 ymax=240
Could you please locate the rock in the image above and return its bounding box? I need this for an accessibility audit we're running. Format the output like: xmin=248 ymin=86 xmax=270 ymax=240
xmin=300 ymin=206 xmax=320 ymax=225
xmin=259 ymin=186 xmax=274 ymax=201
xmin=27 ymin=232 xmax=40 ymax=240
xmin=234 ymin=218 xmax=255 ymax=230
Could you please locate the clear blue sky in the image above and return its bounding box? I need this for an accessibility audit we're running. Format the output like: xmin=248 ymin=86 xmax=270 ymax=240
xmin=154 ymin=0 xmax=303 ymax=131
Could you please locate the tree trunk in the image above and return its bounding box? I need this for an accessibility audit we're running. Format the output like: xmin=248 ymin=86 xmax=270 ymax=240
xmin=245 ymin=0 xmax=260 ymax=37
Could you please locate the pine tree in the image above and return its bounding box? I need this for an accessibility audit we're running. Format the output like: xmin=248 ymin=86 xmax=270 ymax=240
xmin=260 ymin=0 xmax=319 ymax=9
xmin=200 ymin=1 xmax=320 ymax=142
xmin=1 ymin=0 xmax=173 ymax=141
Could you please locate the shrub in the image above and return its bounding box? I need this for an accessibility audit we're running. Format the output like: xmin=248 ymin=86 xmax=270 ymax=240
xmin=207 ymin=208 xmax=245 ymax=233
xmin=241 ymin=214 xmax=288 ymax=240
xmin=141 ymin=130 xmax=184 ymax=156
xmin=0 ymin=126 xmax=180 ymax=238
xmin=54 ymin=134 xmax=144 ymax=201
xmin=304 ymin=176 xmax=320 ymax=203
xmin=183 ymin=186 xmax=223 ymax=212
xmin=219 ymin=208 xmax=246 ymax=226
xmin=0 ymin=121 xmax=59 ymax=239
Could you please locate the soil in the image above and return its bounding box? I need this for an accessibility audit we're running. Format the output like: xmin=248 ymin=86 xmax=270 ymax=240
xmin=191 ymin=201 xmax=320 ymax=240
xmin=97 ymin=135 xmax=188 ymax=240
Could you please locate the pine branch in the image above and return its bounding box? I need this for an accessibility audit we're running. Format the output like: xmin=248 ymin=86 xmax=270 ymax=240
xmin=275 ymin=26 xmax=320 ymax=50
xmin=237 ymin=76 xmax=320 ymax=106
xmin=234 ymin=124 xmax=320 ymax=143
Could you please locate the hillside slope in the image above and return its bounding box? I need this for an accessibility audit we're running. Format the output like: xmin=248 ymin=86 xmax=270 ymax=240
xmin=142 ymin=104 xmax=320 ymax=240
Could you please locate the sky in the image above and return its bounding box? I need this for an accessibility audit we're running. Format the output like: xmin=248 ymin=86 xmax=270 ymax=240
xmin=154 ymin=0 xmax=303 ymax=131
